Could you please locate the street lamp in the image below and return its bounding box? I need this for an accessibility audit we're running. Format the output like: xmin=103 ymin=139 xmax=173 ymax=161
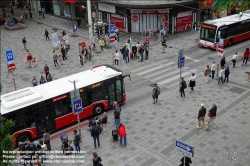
xmin=68 ymin=80 xmax=80 ymax=130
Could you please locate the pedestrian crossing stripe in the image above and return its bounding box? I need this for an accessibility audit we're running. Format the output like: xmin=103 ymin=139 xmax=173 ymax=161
xmin=131 ymin=59 xmax=169 ymax=73
xmin=137 ymin=62 xmax=175 ymax=76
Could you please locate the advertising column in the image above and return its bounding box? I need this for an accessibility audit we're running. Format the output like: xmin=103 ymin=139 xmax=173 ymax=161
xmin=176 ymin=11 xmax=193 ymax=32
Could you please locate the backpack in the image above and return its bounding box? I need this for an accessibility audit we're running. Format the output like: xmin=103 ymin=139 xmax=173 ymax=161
xmin=94 ymin=127 xmax=102 ymax=135
xmin=74 ymin=134 xmax=81 ymax=143
xmin=183 ymin=81 xmax=187 ymax=89
xmin=114 ymin=108 xmax=120 ymax=119
xmin=157 ymin=87 xmax=161 ymax=95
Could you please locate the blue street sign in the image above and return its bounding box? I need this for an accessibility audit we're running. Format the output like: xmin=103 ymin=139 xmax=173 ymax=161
xmin=219 ymin=38 xmax=224 ymax=46
xmin=178 ymin=56 xmax=185 ymax=68
xmin=6 ymin=50 xmax=14 ymax=62
xmin=176 ymin=140 xmax=194 ymax=157
xmin=73 ymin=98 xmax=82 ymax=114
xmin=110 ymin=24 xmax=115 ymax=35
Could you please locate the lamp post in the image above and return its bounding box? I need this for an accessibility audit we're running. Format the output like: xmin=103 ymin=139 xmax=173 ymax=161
xmin=87 ymin=0 xmax=93 ymax=42
xmin=68 ymin=80 xmax=80 ymax=130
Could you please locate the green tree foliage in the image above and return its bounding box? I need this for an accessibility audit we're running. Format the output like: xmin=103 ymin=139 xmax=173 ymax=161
xmin=214 ymin=0 xmax=250 ymax=16
xmin=0 ymin=117 xmax=15 ymax=166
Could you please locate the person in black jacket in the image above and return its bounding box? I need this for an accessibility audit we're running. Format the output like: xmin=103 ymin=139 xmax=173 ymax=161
xmin=224 ymin=65 xmax=230 ymax=82
xmin=132 ymin=44 xmax=137 ymax=59
xmin=220 ymin=55 xmax=226 ymax=68
xmin=179 ymin=77 xmax=186 ymax=98
xmin=180 ymin=156 xmax=192 ymax=166
xmin=92 ymin=152 xmax=102 ymax=166
xmin=91 ymin=122 xmax=102 ymax=149
xmin=44 ymin=29 xmax=50 ymax=40
xmin=207 ymin=104 xmax=217 ymax=128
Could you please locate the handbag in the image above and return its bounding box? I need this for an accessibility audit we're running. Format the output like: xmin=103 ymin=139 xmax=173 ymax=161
xmin=208 ymin=113 xmax=212 ymax=117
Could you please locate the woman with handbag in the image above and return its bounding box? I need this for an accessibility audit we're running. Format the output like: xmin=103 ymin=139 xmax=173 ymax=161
xmin=207 ymin=104 xmax=217 ymax=128
xmin=92 ymin=152 xmax=102 ymax=166
xmin=189 ymin=73 xmax=196 ymax=91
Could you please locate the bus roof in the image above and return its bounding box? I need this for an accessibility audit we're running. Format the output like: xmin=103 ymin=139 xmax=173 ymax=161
xmin=203 ymin=10 xmax=250 ymax=27
xmin=0 ymin=64 xmax=123 ymax=115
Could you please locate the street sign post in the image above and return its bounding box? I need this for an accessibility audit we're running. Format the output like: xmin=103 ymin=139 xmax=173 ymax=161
xmin=218 ymin=38 xmax=224 ymax=61
xmin=110 ymin=24 xmax=115 ymax=35
xmin=8 ymin=63 xmax=16 ymax=72
xmin=176 ymin=140 xmax=194 ymax=157
xmin=6 ymin=50 xmax=14 ymax=62
xmin=73 ymin=98 xmax=83 ymax=114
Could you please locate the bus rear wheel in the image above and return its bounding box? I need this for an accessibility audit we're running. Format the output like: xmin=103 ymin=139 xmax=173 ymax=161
xmin=94 ymin=105 xmax=103 ymax=115
xmin=16 ymin=133 xmax=31 ymax=146
xmin=227 ymin=39 xmax=233 ymax=46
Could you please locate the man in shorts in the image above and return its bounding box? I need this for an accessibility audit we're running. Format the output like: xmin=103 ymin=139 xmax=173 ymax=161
xmin=152 ymin=83 xmax=158 ymax=104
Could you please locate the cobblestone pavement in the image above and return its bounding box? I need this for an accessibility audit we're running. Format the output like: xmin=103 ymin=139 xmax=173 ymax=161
xmin=2 ymin=8 xmax=250 ymax=166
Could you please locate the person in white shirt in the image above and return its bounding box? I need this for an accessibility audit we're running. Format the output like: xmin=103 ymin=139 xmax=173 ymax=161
xmin=189 ymin=73 xmax=196 ymax=91
xmin=211 ymin=60 xmax=216 ymax=79
xmin=114 ymin=50 xmax=120 ymax=65
xmin=217 ymin=67 xmax=224 ymax=84
xmin=232 ymin=52 xmax=237 ymax=68
xmin=73 ymin=24 xmax=77 ymax=35
xmin=128 ymin=36 xmax=132 ymax=49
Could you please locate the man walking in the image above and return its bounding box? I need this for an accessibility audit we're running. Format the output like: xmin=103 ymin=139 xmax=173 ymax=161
xmin=211 ymin=60 xmax=216 ymax=79
xmin=22 ymin=37 xmax=27 ymax=50
xmin=152 ymin=83 xmax=160 ymax=104
xmin=179 ymin=77 xmax=186 ymax=98
xmin=52 ymin=51 xmax=60 ymax=68
xmin=224 ymin=65 xmax=230 ymax=82
xmin=91 ymin=122 xmax=102 ymax=149
xmin=197 ymin=103 xmax=209 ymax=130
xmin=61 ymin=45 xmax=67 ymax=60
xmin=114 ymin=106 xmax=121 ymax=130
xmin=44 ymin=29 xmax=50 ymax=40
xmin=162 ymin=39 xmax=167 ymax=53
xmin=73 ymin=129 xmax=81 ymax=153
xmin=73 ymin=24 xmax=77 ymax=35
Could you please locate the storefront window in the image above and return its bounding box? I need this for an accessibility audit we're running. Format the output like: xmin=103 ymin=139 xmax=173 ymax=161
xmin=32 ymin=0 xmax=38 ymax=11
xmin=53 ymin=4 xmax=60 ymax=16
xmin=63 ymin=2 xmax=71 ymax=18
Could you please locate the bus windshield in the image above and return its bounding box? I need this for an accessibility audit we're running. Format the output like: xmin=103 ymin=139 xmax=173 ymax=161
xmin=200 ymin=27 xmax=216 ymax=43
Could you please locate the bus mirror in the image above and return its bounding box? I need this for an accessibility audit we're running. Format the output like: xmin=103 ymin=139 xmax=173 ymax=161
xmin=123 ymin=74 xmax=131 ymax=81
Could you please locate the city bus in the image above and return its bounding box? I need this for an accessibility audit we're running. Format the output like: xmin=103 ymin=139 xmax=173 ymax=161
xmin=199 ymin=10 xmax=250 ymax=49
xmin=0 ymin=64 xmax=130 ymax=146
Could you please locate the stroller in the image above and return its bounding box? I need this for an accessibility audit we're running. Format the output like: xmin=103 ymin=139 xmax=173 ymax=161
xmin=60 ymin=133 xmax=73 ymax=154
xmin=88 ymin=117 xmax=101 ymax=130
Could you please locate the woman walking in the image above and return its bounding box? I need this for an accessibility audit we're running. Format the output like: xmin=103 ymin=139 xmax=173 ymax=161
xmin=101 ymin=112 xmax=108 ymax=135
xmin=243 ymin=48 xmax=250 ymax=65
xmin=114 ymin=50 xmax=120 ymax=65
xmin=207 ymin=104 xmax=217 ymax=128
xmin=204 ymin=65 xmax=211 ymax=83
xmin=232 ymin=52 xmax=237 ymax=68
xmin=92 ymin=152 xmax=102 ymax=166
xmin=43 ymin=128 xmax=51 ymax=151
xmin=220 ymin=56 xmax=226 ymax=68
xmin=189 ymin=73 xmax=196 ymax=91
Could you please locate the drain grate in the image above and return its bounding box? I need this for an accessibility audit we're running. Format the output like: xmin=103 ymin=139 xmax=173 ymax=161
xmin=207 ymin=57 xmax=214 ymax=60
xmin=228 ymin=87 xmax=245 ymax=94
xmin=37 ymin=22 xmax=43 ymax=24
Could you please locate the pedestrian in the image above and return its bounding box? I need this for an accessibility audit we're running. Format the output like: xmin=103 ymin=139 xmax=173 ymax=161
xmin=44 ymin=29 xmax=50 ymax=40
xmin=232 ymin=52 xmax=237 ymax=68
xmin=99 ymin=38 xmax=105 ymax=53
xmin=90 ymin=122 xmax=102 ymax=149
xmin=41 ymin=7 xmax=45 ymax=18
xmin=44 ymin=64 xmax=50 ymax=79
xmin=211 ymin=60 xmax=216 ymax=79
xmin=128 ymin=36 xmax=132 ymax=49
xmin=40 ymin=75 xmax=46 ymax=84
xmin=22 ymin=37 xmax=27 ymax=50
xmin=160 ymin=29 xmax=164 ymax=41
xmin=61 ymin=45 xmax=67 ymax=60
xmin=101 ymin=112 xmax=108 ymax=135
xmin=79 ymin=54 xmax=84 ymax=65
xmin=81 ymin=47 xmax=87 ymax=63
xmin=73 ymin=129 xmax=81 ymax=153
xmin=132 ymin=44 xmax=137 ymax=59
xmin=29 ymin=11 xmax=33 ymax=19
xmin=88 ymin=46 xmax=92 ymax=61
xmin=217 ymin=67 xmax=224 ymax=84
xmin=57 ymin=50 xmax=63 ymax=65
xmin=207 ymin=104 xmax=217 ymax=128
xmin=197 ymin=103 xmax=209 ymax=130
xmin=25 ymin=52 xmax=33 ymax=67
xmin=152 ymin=83 xmax=160 ymax=104
xmin=47 ymin=74 xmax=52 ymax=82
xmin=73 ymin=24 xmax=77 ymax=35
xmin=118 ymin=123 xmax=127 ymax=146
xmin=76 ymin=17 xmax=81 ymax=28
xmin=191 ymin=23 xmax=196 ymax=35
xmin=180 ymin=77 xmax=186 ymax=98
xmin=161 ymin=39 xmax=167 ymax=53
xmin=52 ymin=51 xmax=60 ymax=68
xmin=243 ymin=48 xmax=250 ymax=65
xmin=139 ymin=45 xmax=144 ymax=62
xmin=113 ymin=102 xmax=121 ymax=130
xmin=115 ymin=27 xmax=119 ymax=41
xmin=124 ymin=46 xmax=129 ymax=63
xmin=24 ymin=10 xmax=28 ymax=21
xmin=145 ymin=44 xmax=149 ymax=60
xmin=220 ymin=55 xmax=226 ymax=68
xmin=38 ymin=10 xmax=42 ymax=19
xmin=189 ymin=73 xmax=196 ymax=91
xmin=114 ymin=50 xmax=120 ymax=65
xmin=204 ymin=65 xmax=211 ymax=83
xmin=43 ymin=128 xmax=51 ymax=151
xmin=92 ymin=152 xmax=102 ymax=166
xmin=114 ymin=34 xmax=118 ymax=48
xmin=180 ymin=156 xmax=192 ymax=166
xmin=224 ymin=65 xmax=230 ymax=82
xmin=32 ymin=76 xmax=38 ymax=87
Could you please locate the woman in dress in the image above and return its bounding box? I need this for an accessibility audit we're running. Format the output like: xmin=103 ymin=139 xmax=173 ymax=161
xmin=189 ymin=73 xmax=196 ymax=91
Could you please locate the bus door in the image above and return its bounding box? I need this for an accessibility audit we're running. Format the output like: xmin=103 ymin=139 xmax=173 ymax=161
xmin=115 ymin=80 xmax=122 ymax=103
xmin=108 ymin=83 xmax=115 ymax=107
xmin=33 ymin=102 xmax=56 ymax=135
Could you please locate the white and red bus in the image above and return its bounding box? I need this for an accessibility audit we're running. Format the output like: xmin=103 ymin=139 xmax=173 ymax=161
xmin=0 ymin=64 xmax=130 ymax=146
xmin=199 ymin=10 xmax=250 ymax=49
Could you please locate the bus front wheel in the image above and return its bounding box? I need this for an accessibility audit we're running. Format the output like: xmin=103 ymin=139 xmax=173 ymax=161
xmin=94 ymin=105 xmax=103 ymax=115
xmin=16 ymin=133 xmax=31 ymax=146
xmin=227 ymin=39 xmax=233 ymax=46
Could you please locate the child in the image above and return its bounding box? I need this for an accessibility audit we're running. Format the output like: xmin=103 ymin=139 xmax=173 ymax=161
xmin=79 ymin=54 xmax=83 ymax=65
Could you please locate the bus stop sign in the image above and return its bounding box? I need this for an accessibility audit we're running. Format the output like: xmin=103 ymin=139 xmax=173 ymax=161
xmin=73 ymin=98 xmax=82 ymax=114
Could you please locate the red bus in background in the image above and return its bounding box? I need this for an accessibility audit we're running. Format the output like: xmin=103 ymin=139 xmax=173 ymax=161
xmin=1 ymin=64 xmax=130 ymax=146
xmin=199 ymin=10 xmax=250 ymax=49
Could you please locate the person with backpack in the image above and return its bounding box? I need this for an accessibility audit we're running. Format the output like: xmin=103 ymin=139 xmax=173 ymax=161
xmin=73 ymin=129 xmax=81 ymax=153
xmin=91 ymin=122 xmax=102 ymax=149
xmin=180 ymin=77 xmax=186 ymax=98
xmin=114 ymin=106 xmax=121 ymax=130
xmin=179 ymin=156 xmax=192 ymax=166
xmin=152 ymin=83 xmax=160 ymax=104
xmin=118 ymin=123 xmax=127 ymax=146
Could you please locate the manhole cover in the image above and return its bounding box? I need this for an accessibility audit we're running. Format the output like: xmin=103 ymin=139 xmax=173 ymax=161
xmin=228 ymin=87 xmax=245 ymax=94
xmin=37 ymin=22 xmax=43 ymax=24
xmin=70 ymin=35 xmax=79 ymax=38
xmin=148 ymin=83 xmax=155 ymax=87
xmin=207 ymin=57 xmax=214 ymax=60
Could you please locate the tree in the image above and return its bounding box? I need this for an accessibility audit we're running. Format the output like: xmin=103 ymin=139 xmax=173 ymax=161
xmin=213 ymin=0 xmax=250 ymax=16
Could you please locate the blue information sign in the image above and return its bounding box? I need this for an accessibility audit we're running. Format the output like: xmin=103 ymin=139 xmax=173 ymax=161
xmin=6 ymin=50 xmax=14 ymax=62
xmin=110 ymin=24 xmax=115 ymax=35
xmin=219 ymin=38 xmax=224 ymax=46
xmin=73 ymin=98 xmax=82 ymax=114
xmin=176 ymin=140 xmax=194 ymax=157
xmin=178 ymin=56 xmax=185 ymax=68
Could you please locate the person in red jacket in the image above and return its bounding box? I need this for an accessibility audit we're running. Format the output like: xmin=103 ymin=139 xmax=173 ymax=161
xmin=118 ymin=123 xmax=127 ymax=146
xmin=243 ymin=48 xmax=249 ymax=65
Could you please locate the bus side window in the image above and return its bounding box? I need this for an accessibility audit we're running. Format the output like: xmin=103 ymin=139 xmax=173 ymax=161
xmin=54 ymin=98 xmax=71 ymax=118
xmin=24 ymin=109 xmax=35 ymax=127
xmin=80 ymin=91 xmax=90 ymax=107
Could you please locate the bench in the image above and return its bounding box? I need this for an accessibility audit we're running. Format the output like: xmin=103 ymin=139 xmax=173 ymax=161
xmin=4 ymin=23 xmax=26 ymax=31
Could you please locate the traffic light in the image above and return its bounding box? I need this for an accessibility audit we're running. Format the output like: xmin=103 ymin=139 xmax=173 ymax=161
xmin=105 ymin=24 xmax=109 ymax=34
xmin=94 ymin=23 xmax=99 ymax=35
xmin=99 ymin=25 xmax=104 ymax=35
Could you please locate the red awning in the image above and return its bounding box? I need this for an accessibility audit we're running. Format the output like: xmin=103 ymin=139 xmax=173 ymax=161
xmin=63 ymin=0 xmax=75 ymax=4
xmin=201 ymin=0 xmax=214 ymax=6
